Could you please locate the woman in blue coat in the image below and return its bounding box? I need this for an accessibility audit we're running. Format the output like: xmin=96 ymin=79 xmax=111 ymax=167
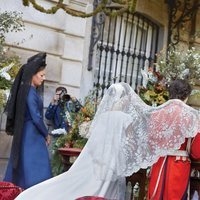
xmin=4 ymin=52 xmax=52 ymax=189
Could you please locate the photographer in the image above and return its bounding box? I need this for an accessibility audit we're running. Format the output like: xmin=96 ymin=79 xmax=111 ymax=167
xmin=45 ymin=86 xmax=82 ymax=132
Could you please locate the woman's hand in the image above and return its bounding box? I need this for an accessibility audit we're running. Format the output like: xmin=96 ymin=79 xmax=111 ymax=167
xmin=46 ymin=135 xmax=51 ymax=146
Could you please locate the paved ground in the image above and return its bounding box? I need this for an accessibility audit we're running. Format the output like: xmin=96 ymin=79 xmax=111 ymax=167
xmin=0 ymin=133 xmax=12 ymax=181
xmin=0 ymin=113 xmax=11 ymax=180
xmin=0 ymin=159 xmax=7 ymax=181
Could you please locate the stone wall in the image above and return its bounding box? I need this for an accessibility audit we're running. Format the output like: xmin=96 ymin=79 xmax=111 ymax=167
xmin=188 ymin=82 xmax=200 ymax=110
xmin=136 ymin=0 xmax=169 ymax=49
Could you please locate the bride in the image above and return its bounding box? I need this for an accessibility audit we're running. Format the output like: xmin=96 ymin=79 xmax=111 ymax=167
xmin=16 ymin=82 xmax=199 ymax=200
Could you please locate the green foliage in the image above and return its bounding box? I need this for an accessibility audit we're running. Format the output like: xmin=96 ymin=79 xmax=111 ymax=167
xmin=0 ymin=90 xmax=7 ymax=111
xmin=0 ymin=77 xmax=12 ymax=90
xmin=73 ymin=137 xmax=88 ymax=148
xmin=0 ymin=10 xmax=24 ymax=70
xmin=0 ymin=55 xmax=21 ymax=89
xmin=0 ymin=11 xmax=24 ymax=109
xmin=156 ymin=47 xmax=200 ymax=85
xmin=0 ymin=11 xmax=24 ymax=43
xmin=50 ymin=135 xmax=66 ymax=176
xmin=139 ymin=46 xmax=200 ymax=106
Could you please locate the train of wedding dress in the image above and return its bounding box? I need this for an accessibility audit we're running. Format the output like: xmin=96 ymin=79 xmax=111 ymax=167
xmin=16 ymin=82 xmax=200 ymax=200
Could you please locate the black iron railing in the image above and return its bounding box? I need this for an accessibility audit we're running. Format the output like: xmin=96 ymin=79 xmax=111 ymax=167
xmin=91 ymin=12 xmax=160 ymax=97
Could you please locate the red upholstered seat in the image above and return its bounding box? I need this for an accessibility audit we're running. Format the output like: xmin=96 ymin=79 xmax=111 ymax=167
xmin=76 ymin=196 xmax=107 ymax=200
xmin=0 ymin=181 xmax=23 ymax=200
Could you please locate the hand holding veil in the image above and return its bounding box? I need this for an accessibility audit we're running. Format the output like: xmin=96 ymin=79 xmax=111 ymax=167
xmin=87 ymin=82 xmax=200 ymax=181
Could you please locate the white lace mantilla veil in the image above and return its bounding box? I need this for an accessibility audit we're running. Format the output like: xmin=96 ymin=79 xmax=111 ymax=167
xmin=15 ymin=82 xmax=200 ymax=200
xmin=87 ymin=82 xmax=200 ymax=181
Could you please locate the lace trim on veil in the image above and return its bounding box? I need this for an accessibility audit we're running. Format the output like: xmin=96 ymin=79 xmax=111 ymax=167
xmin=86 ymin=82 xmax=200 ymax=180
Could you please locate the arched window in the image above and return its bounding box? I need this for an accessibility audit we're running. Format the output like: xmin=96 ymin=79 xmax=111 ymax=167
xmin=90 ymin=12 xmax=160 ymax=97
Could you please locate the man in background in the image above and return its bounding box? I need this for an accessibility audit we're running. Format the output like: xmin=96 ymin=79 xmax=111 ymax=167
xmin=45 ymin=86 xmax=82 ymax=132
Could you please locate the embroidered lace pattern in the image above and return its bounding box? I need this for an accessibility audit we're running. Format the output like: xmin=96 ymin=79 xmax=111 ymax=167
xmin=87 ymin=82 xmax=200 ymax=180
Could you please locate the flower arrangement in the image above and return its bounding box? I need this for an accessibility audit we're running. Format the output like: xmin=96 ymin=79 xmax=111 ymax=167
xmin=64 ymin=89 xmax=99 ymax=148
xmin=139 ymin=46 xmax=200 ymax=106
xmin=51 ymin=89 xmax=100 ymax=176
xmin=156 ymin=46 xmax=200 ymax=85
xmin=139 ymin=67 xmax=169 ymax=106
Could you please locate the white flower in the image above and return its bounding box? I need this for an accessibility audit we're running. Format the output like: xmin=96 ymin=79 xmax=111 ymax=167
xmin=0 ymin=72 xmax=11 ymax=80
xmin=191 ymin=89 xmax=200 ymax=95
xmin=0 ymin=63 xmax=14 ymax=80
xmin=193 ymin=54 xmax=200 ymax=60
xmin=141 ymin=69 xmax=148 ymax=88
xmin=65 ymin=111 xmax=72 ymax=126
xmin=179 ymin=68 xmax=190 ymax=79
xmin=148 ymin=71 xmax=158 ymax=83
xmin=51 ymin=128 xmax=67 ymax=135
xmin=79 ymin=121 xmax=92 ymax=139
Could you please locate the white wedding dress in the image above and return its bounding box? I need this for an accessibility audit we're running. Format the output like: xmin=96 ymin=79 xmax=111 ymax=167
xmin=16 ymin=82 xmax=200 ymax=200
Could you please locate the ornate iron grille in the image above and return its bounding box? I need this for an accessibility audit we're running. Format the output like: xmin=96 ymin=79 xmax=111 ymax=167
xmin=167 ymin=0 xmax=200 ymax=49
xmin=92 ymin=12 xmax=160 ymax=97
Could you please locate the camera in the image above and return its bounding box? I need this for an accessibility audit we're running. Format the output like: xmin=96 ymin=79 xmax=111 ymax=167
xmin=58 ymin=89 xmax=71 ymax=104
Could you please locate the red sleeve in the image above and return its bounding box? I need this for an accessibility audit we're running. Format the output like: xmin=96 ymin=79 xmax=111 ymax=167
xmin=190 ymin=133 xmax=200 ymax=160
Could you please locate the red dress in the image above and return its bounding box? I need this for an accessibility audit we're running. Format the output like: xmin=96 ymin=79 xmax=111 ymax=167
xmin=147 ymin=133 xmax=200 ymax=200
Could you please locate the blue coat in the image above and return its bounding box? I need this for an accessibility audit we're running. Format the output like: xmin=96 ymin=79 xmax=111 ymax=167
xmin=4 ymin=86 xmax=52 ymax=189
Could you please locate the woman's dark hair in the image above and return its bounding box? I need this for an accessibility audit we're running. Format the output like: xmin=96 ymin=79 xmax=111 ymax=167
xmin=27 ymin=52 xmax=46 ymax=76
xmin=34 ymin=66 xmax=46 ymax=74
xmin=168 ymin=79 xmax=192 ymax=100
